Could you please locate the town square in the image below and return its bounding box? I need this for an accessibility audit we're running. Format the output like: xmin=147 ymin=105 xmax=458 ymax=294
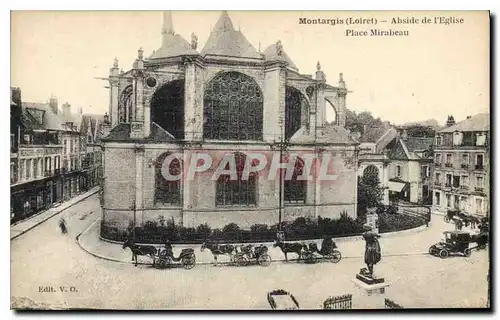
xmin=9 ymin=10 xmax=490 ymax=310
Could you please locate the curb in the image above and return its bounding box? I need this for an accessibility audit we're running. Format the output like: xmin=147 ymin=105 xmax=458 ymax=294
xmin=78 ymin=218 xmax=430 ymax=266
xmin=11 ymin=188 xmax=100 ymax=241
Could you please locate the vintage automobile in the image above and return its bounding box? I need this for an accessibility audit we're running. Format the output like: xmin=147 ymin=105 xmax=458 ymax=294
xmin=428 ymin=231 xmax=473 ymax=258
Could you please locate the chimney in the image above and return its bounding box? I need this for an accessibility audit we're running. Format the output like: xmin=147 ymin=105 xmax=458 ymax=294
xmin=49 ymin=95 xmax=58 ymax=114
xmin=446 ymin=115 xmax=456 ymax=127
xmin=466 ymin=115 xmax=472 ymax=119
xmin=401 ymin=129 xmax=408 ymax=140
xmin=79 ymin=107 xmax=83 ymax=115
xmin=11 ymin=87 xmax=22 ymax=106
xmin=62 ymin=102 xmax=71 ymax=116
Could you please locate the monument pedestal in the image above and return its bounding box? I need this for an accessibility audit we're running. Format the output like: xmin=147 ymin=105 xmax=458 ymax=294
xmin=352 ymin=270 xmax=389 ymax=296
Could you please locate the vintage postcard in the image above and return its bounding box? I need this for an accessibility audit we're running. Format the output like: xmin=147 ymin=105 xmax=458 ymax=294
xmin=10 ymin=10 xmax=490 ymax=310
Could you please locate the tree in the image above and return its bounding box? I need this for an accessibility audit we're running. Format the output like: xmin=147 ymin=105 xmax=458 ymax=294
xmin=357 ymin=170 xmax=384 ymax=220
xmin=345 ymin=109 xmax=385 ymax=134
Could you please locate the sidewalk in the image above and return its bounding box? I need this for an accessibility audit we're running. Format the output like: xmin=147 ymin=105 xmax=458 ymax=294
xmin=77 ymin=217 xmax=437 ymax=267
xmin=10 ymin=186 xmax=100 ymax=240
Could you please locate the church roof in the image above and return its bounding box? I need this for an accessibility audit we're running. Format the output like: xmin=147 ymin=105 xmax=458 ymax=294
xmin=149 ymin=12 xmax=198 ymax=59
xmin=263 ymin=43 xmax=298 ymax=71
xmin=201 ymin=11 xmax=262 ymax=59
xmin=290 ymin=125 xmax=357 ymax=145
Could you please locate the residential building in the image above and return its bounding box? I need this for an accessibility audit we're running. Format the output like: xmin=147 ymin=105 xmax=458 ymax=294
xmin=101 ymin=11 xmax=358 ymax=231
xmin=10 ymin=89 xmax=104 ymax=223
xmin=432 ymin=113 xmax=490 ymax=216
xmin=385 ymin=132 xmax=434 ymax=204
xmin=357 ymin=123 xmax=398 ymax=205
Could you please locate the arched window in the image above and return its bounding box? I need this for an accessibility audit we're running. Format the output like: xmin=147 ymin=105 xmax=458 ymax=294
xmin=150 ymin=80 xmax=185 ymax=139
xmin=284 ymin=156 xmax=307 ymax=204
xmin=285 ymin=86 xmax=308 ymax=140
xmin=204 ymin=72 xmax=263 ymax=141
xmin=363 ymin=165 xmax=379 ymax=179
xmin=119 ymin=85 xmax=133 ymax=123
xmin=216 ymin=153 xmax=257 ymax=206
xmin=155 ymin=153 xmax=182 ymax=205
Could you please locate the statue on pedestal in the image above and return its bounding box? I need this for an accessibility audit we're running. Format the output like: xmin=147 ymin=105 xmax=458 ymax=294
xmin=361 ymin=224 xmax=381 ymax=277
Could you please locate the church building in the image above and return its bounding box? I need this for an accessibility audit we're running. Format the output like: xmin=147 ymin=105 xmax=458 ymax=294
xmin=101 ymin=11 xmax=358 ymax=230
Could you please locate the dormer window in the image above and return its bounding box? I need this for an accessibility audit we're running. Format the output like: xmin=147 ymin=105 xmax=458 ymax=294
xmin=476 ymin=133 xmax=486 ymax=146
xmin=453 ymin=131 xmax=463 ymax=146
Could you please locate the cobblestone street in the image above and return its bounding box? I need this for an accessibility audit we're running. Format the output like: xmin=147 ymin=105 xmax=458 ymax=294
xmin=11 ymin=193 xmax=489 ymax=309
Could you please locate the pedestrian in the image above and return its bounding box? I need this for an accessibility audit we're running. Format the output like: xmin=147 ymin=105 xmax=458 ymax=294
xmin=59 ymin=217 xmax=67 ymax=234
xmin=457 ymin=219 xmax=463 ymax=231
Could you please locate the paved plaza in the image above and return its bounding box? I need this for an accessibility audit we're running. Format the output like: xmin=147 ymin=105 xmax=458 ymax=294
xmin=10 ymin=193 xmax=489 ymax=309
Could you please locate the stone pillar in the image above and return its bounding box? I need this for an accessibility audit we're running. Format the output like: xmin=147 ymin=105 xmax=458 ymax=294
xmin=182 ymin=149 xmax=193 ymax=226
xmin=337 ymin=73 xmax=347 ymax=128
xmin=134 ymin=145 xmax=145 ymax=225
xmin=264 ymin=63 xmax=286 ymax=143
xmin=184 ymin=58 xmax=204 ymax=141
xmin=316 ymin=85 xmax=326 ymax=129
xmin=109 ymin=58 xmax=120 ymax=127
xmin=130 ymin=51 xmax=145 ymax=139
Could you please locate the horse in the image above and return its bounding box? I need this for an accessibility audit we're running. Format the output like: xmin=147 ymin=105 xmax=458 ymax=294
xmin=273 ymin=241 xmax=306 ymax=262
xmin=122 ymin=238 xmax=157 ymax=267
xmin=200 ymin=241 xmax=236 ymax=266
xmin=471 ymin=233 xmax=488 ymax=250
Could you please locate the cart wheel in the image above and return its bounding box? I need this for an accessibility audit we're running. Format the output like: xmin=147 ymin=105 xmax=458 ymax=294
xmin=181 ymin=256 xmax=196 ymax=270
xmin=329 ymin=250 xmax=342 ymax=263
xmin=257 ymin=253 xmax=272 ymax=267
xmin=464 ymin=248 xmax=471 ymax=257
xmin=302 ymin=251 xmax=314 ymax=263
xmin=479 ymin=244 xmax=486 ymax=250
xmin=234 ymin=255 xmax=247 ymax=267
xmin=157 ymin=258 xmax=168 ymax=269
xmin=439 ymin=249 xmax=449 ymax=259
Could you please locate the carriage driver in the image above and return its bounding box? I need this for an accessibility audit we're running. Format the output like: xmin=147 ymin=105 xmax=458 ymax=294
xmin=163 ymin=238 xmax=174 ymax=258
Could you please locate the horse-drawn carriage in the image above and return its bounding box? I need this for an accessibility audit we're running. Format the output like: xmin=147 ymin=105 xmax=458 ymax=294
xmin=273 ymin=237 xmax=342 ymax=264
xmin=444 ymin=210 xmax=482 ymax=227
xmin=233 ymin=244 xmax=272 ymax=267
xmin=201 ymin=241 xmax=272 ymax=267
xmin=428 ymin=231 xmax=487 ymax=258
xmin=122 ymin=238 xmax=196 ymax=270
xmin=302 ymin=242 xmax=342 ymax=264
xmin=267 ymin=289 xmax=300 ymax=310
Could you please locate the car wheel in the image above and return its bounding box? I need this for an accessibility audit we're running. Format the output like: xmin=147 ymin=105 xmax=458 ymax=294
xmin=257 ymin=254 xmax=272 ymax=267
xmin=464 ymin=248 xmax=471 ymax=257
xmin=439 ymin=249 xmax=449 ymax=259
xmin=429 ymin=246 xmax=436 ymax=255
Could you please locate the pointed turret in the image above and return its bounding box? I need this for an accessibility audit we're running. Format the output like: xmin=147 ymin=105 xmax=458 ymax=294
xmin=201 ymin=11 xmax=261 ymax=59
xmin=149 ymin=11 xmax=197 ymax=60
xmin=262 ymin=40 xmax=298 ymax=71
xmin=338 ymin=73 xmax=346 ymax=88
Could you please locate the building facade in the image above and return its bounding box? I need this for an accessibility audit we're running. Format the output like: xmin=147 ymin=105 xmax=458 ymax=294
xmin=432 ymin=113 xmax=490 ymax=216
xmin=10 ymin=88 xmax=104 ymax=223
xmin=101 ymin=11 xmax=359 ymax=230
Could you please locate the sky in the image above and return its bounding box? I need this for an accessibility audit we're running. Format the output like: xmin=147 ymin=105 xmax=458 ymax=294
xmin=10 ymin=10 xmax=490 ymax=125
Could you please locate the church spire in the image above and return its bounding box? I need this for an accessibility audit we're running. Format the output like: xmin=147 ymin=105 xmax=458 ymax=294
xmin=162 ymin=11 xmax=175 ymax=36
xmin=214 ymin=10 xmax=235 ymax=32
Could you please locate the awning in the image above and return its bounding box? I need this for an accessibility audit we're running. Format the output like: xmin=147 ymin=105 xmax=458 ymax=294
xmin=388 ymin=181 xmax=406 ymax=192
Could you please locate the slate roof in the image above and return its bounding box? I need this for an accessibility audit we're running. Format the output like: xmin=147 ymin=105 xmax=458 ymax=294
xmin=103 ymin=123 xmax=131 ymax=141
xmin=21 ymin=107 xmax=44 ymax=131
xmin=404 ymin=137 xmax=434 ymax=152
xmin=439 ymin=113 xmax=490 ymax=133
xmin=23 ymin=102 xmax=64 ymax=131
xmin=263 ymin=43 xmax=298 ymax=71
xmin=359 ymin=123 xmax=393 ymax=143
xmin=201 ymin=11 xmax=261 ymax=59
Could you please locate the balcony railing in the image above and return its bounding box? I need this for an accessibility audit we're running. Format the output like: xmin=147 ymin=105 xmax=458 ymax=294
xmin=434 ymin=182 xmax=442 ymax=186
xmin=435 ymin=162 xmax=441 ymax=167
xmin=445 ymin=183 xmax=452 ymax=188
xmin=459 ymin=185 xmax=469 ymax=190
xmin=475 ymin=165 xmax=484 ymax=171
xmin=460 ymin=164 xmax=469 ymax=169
xmin=44 ymin=170 xmax=52 ymax=177
xmin=445 ymin=163 xmax=453 ymax=168
xmin=475 ymin=187 xmax=484 ymax=192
